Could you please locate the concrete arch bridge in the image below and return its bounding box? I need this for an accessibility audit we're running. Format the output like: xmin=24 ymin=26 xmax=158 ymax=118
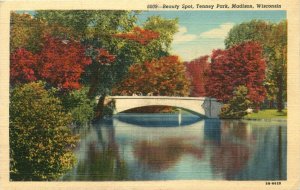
xmin=106 ymin=96 xmax=222 ymax=118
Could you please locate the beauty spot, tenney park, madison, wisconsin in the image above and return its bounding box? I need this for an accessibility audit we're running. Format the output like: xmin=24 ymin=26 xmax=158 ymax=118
xmin=9 ymin=10 xmax=286 ymax=181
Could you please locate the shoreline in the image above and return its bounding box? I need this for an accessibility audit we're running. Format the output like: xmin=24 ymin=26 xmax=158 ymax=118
xmin=242 ymin=118 xmax=287 ymax=122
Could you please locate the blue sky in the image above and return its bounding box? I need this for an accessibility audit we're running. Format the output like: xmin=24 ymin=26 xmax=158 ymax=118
xmin=138 ymin=11 xmax=286 ymax=61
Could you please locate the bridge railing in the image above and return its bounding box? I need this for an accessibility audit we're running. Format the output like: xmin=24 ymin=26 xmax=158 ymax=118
xmin=107 ymin=96 xmax=218 ymax=101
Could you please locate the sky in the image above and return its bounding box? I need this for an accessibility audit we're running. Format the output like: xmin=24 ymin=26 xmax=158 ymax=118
xmin=138 ymin=11 xmax=286 ymax=62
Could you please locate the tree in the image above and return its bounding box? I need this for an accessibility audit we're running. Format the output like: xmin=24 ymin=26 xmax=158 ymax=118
xmin=10 ymin=36 xmax=92 ymax=90
xmin=219 ymin=85 xmax=252 ymax=119
xmin=10 ymin=82 xmax=78 ymax=180
xmin=112 ymin=17 xmax=179 ymax=65
xmin=10 ymin=12 xmax=44 ymax=53
xmin=84 ymin=47 xmax=116 ymax=119
xmin=265 ymin=21 xmax=287 ymax=112
xmin=60 ymin=87 xmax=96 ymax=125
xmin=224 ymin=20 xmax=287 ymax=111
xmin=110 ymin=16 xmax=179 ymax=73
xmin=113 ymin=56 xmax=190 ymax=96
xmin=185 ymin=55 xmax=210 ymax=97
xmin=143 ymin=16 xmax=179 ymax=56
xmin=10 ymin=12 xmax=79 ymax=53
xmin=35 ymin=10 xmax=139 ymax=40
xmin=38 ymin=36 xmax=92 ymax=90
xmin=111 ymin=26 xmax=162 ymax=67
xmin=205 ymin=41 xmax=266 ymax=106
xmin=224 ymin=20 xmax=272 ymax=48
xmin=10 ymin=48 xmax=39 ymax=85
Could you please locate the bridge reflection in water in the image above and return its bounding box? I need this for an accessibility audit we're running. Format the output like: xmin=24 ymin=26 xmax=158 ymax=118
xmin=62 ymin=114 xmax=286 ymax=181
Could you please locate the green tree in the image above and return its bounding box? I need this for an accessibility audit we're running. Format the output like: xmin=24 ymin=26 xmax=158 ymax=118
xmin=35 ymin=10 xmax=93 ymax=39
xmin=35 ymin=10 xmax=138 ymax=41
xmin=10 ymin=82 xmax=78 ymax=180
xmin=143 ymin=16 xmax=179 ymax=57
xmin=219 ymin=85 xmax=252 ymax=119
xmin=224 ymin=20 xmax=287 ymax=112
xmin=10 ymin=12 xmax=80 ymax=53
xmin=10 ymin=12 xmax=44 ymax=53
xmin=265 ymin=21 xmax=287 ymax=112
xmin=60 ymin=87 xmax=96 ymax=125
xmin=224 ymin=20 xmax=272 ymax=48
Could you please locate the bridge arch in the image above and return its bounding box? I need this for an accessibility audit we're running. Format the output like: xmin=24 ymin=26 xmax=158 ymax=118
xmin=117 ymin=104 xmax=208 ymax=118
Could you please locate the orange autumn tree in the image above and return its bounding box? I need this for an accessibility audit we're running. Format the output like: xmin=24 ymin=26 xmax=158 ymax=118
xmin=113 ymin=56 xmax=190 ymax=97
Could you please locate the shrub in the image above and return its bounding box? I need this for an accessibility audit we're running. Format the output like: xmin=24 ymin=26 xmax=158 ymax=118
xmin=10 ymin=82 xmax=78 ymax=180
xmin=219 ymin=85 xmax=252 ymax=119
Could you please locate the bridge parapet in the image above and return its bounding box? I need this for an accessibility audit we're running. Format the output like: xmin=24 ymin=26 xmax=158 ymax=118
xmin=107 ymin=96 xmax=209 ymax=100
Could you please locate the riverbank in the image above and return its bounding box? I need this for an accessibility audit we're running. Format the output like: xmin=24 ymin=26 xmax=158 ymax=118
xmin=244 ymin=109 xmax=287 ymax=121
xmin=122 ymin=108 xmax=287 ymax=121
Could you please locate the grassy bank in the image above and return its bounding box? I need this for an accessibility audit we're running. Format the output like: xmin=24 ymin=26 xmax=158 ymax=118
xmin=244 ymin=109 xmax=287 ymax=120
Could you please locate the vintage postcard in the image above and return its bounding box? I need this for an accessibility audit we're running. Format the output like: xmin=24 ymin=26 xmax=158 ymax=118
xmin=0 ymin=0 xmax=299 ymax=189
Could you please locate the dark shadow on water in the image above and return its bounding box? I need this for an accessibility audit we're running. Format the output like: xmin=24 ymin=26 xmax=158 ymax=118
xmin=115 ymin=113 xmax=203 ymax=127
xmin=204 ymin=119 xmax=221 ymax=144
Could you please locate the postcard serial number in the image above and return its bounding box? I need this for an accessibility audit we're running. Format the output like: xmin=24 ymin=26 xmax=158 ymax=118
xmin=266 ymin=181 xmax=282 ymax=185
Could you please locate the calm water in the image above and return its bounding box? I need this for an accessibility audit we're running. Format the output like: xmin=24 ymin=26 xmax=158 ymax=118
xmin=62 ymin=113 xmax=287 ymax=181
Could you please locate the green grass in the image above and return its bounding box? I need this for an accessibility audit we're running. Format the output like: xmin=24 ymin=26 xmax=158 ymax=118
xmin=244 ymin=109 xmax=287 ymax=120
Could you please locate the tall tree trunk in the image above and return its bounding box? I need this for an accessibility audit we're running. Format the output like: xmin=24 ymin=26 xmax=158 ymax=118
xmin=87 ymin=73 xmax=99 ymax=99
xmin=269 ymin=100 xmax=274 ymax=109
xmin=277 ymin=73 xmax=283 ymax=112
xmin=87 ymin=68 xmax=104 ymax=121
xmin=94 ymin=95 xmax=106 ymax=121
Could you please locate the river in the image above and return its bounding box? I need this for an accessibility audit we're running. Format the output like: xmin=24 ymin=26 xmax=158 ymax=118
xmin=62 ymin=113 xmax=286 ymax=181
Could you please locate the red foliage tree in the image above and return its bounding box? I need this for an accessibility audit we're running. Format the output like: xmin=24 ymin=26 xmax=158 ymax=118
xmin=38 ymin=36 xmax=92 ymax=90
xmin=205 ymin=41 xmax=266 ymax=105
xmin=113 ymin=27 xmax=159 ymax=45
xmin=185 ymin=55 xmax=210 ymax=97
xmin=10 ymin=36 xmax=92 ymax=90
xmin=10 ymin=48 xmax=39 ymax=85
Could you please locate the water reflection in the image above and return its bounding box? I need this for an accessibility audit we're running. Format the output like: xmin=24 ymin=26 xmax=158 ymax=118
xmin=210 ymin=142 xmax=250 ymax=179
xmin=63 ymin=122 xmax=128 ymax=181
xmin=134 ymin=137 xmax=204 ymax=171
xmin=205 ymin=120 xmax=251 ymax=179
xmin=62 ymin=114 xmax=286 ymax=181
